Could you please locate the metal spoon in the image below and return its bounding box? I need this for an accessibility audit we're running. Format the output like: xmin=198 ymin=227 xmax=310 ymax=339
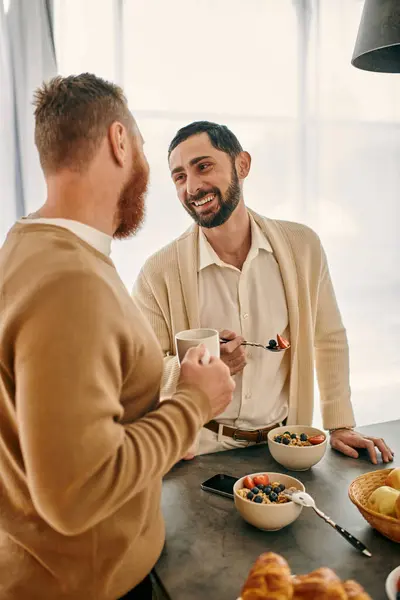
xmin=285 ymin=490 xmax=372 ymax=557
xmin=219 ymin=338 xmax=290 ymax=352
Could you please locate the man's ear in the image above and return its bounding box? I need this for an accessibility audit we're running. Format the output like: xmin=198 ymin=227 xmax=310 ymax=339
xmin=108 ymin=121 xmax=128 ymax=168
xmin=236 ymin=151 xmax=251 ymax=180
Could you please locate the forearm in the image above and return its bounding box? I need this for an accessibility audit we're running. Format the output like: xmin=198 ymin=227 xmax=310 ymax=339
xmin=25 ymin=384 xmax=210 ymax=536
xmin=315 ymin=327 xmax=356 ymax=430
xmin=314 ymin=241 xmax=356 ymax=431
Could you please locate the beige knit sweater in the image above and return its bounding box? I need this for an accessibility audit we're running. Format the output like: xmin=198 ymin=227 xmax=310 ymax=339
xmin=0 ymin=222 xmax=211 ymax=600
xmin=133 ymin=210 xmax=356 ymax=430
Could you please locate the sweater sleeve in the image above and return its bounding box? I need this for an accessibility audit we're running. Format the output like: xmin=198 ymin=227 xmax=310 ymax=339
xmin=132 ymin=268 xmax=180 ymax=399
xmin=314 ymin=243 xmax=356 ymax=430
xmin=14 ymin=270 xmax=210 ymax=536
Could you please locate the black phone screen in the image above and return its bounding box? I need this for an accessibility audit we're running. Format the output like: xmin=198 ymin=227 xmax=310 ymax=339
xmin=200 ymin=474 xmax=238 ymax=499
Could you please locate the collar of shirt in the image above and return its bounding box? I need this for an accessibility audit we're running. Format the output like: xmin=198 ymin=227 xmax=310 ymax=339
xmin=19 ymin=217 xmax=113 ymax=257
xmin=198 ymin=213 xmax=273 ymax=272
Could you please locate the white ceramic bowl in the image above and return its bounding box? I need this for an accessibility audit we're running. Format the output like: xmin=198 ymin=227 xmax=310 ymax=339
xmin=267 ymin=425 xmax=327 ymax=471
xmin=386 ymin=565 xmax=400 ymax=600
xmin=233 ymin=472 xmax=305 ymax=531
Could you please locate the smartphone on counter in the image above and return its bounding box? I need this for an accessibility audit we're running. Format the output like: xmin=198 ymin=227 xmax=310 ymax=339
xmin=201 ymin=473 xmax=238 ymax=499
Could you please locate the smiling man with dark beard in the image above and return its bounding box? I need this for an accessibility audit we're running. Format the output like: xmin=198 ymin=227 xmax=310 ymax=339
xmin=0 ymin=79 xmax=235 ymax=600
xmin=183 ymin=161 xmax=241 ymax=229
xmin=132 ymin=120 xmax=393 ymax=464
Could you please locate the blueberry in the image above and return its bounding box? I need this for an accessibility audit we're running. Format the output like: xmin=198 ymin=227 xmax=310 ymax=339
xmin=247 ymin=492 xmax=254 ymax=500
xmin=257 ymin=484 xmax=264 ymax=491
xmin=273 ymin=486 xmax=281 ymax=494
xmin=269 ymin=492 xmax=278 ymax=502
xmin=279 ymin=483 xmax=285 ymax=491
xmin=264 ymin=486 xmax=272 ymax=494
xmin=275 ymin=436 xmax=282 ymax=443
xmin=268 ymin=339 xmax=277 ymax=348
xmin=300 ymin=433 xmax=308 ymax=441
xmin=283 ymin=431 xmax=291 ymax=436
xmin=253 ymin=495 xmax=263 ymax=504
xmin=251 ymin=487 xmax=260 ymax=494
xmin=282 ymin=437 xmax=290 ymax=445
xmin=290 ymin=433 xmax=297 ymax=439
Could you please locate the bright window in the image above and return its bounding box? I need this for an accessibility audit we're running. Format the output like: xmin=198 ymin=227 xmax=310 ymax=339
xmin=54 ymin=0 xmax=400 ymax=427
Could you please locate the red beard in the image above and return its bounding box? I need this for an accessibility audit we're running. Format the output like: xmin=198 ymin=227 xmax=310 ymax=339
xmin=113 ymin=146 xmax=149 ymax=240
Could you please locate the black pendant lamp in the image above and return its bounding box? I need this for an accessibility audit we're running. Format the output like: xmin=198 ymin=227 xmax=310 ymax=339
xmin=352 ymin=0 xmax=400 ymax=72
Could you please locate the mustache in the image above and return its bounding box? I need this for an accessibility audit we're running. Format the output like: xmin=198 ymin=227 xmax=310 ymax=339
xmin=187 ymin=187 xmax=220 ymax=205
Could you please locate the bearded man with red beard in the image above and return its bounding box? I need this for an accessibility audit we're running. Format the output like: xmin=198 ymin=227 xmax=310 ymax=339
xmin=0 ymin=75 xmax=235 ymax=600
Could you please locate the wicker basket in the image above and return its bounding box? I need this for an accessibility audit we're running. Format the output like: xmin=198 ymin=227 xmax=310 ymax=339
xmin=348 ymin=468 xmax=400 ymax=543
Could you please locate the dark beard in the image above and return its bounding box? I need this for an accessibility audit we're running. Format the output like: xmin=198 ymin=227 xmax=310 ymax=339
xmin=184 ymin=164 xmax=241 ymax=229
xmin=113 ymin=150 xmax=149 ymax=240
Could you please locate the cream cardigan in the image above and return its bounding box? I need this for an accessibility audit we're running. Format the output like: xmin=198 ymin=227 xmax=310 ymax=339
xmin=132 ymin=210 xmax=356 ymax=430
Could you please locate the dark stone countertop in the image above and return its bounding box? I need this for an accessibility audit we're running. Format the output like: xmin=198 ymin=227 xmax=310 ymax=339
xmin=156 ymin=420 xmax=400 ymax=600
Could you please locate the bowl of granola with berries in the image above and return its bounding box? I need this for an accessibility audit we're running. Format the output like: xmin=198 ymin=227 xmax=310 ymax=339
xmin=267 ymin=425 xmax=327 ymax=471
xmin=233 ymin=472 xmax=305 ymax=531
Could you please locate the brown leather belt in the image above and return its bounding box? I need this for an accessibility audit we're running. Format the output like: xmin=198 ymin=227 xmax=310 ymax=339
xmin=204 ymin=420 xmax=282 ymax=444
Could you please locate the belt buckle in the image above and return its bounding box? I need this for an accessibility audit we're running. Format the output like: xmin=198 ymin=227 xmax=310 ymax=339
xmin=232 ymin=429 xmax=248 ymax=442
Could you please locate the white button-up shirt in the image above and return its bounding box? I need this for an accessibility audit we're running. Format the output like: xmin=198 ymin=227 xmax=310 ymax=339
xmin=198 ymin=214 xmax=290 ymax=431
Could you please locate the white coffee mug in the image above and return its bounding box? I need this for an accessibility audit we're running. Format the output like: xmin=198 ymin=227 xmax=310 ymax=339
xmin=175 ymin=328 xmax=220 ymax=365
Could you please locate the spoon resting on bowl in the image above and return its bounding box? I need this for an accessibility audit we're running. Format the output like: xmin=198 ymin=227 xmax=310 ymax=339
xmin=284 ymin=489 xmax=372 ymax=557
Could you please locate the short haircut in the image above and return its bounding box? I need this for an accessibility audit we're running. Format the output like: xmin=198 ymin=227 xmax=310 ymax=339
xmin=33 ymin=73 xmax=132 ymax=174
xmin=168 ymin=121 xmax=243 ymax=160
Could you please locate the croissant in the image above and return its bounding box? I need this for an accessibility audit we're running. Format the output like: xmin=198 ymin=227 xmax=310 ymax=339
xmin=293 ymin=568 xmax=340 ymax=584
xmin=342 ymin=580 xmax=372 ymax=600
xmin=241 ymin=554 xmax=373 ymax=600
xmin=241 ymin=553 xmax=293 ymax=600
xmin=292 ymin=567 xmax=347 ymax=600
